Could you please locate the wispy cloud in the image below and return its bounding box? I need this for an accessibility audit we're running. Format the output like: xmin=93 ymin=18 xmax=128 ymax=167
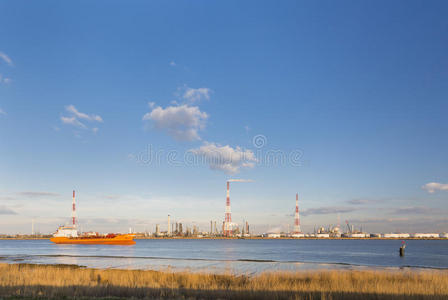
xmin=0 ymin=52 xmax=13 ymax=85
xmin=66 ymin=105 xmax=103 ymax=122
xmin=0 ymin=52 xmax=13 ymax=66
xmin=169 ymin=61 xmax=176 ymax=67
xmin=422 ymin=182 xmax=448 ymax=193
xmin=349 ymin=217 xmax=411 ymax=224
xmin=60 ymin=105 xmax=103 ymax=133
xmin=391 ymin=206 xmax=433 ymax=214
xmin=182 ymin=87 xmax=212 ymax=103
xmin=190 ymin=142 xmax=257 ymax=174
xmin=16 ymin=191 xmax=60 ymax=198
xmin=143 ymin=103 xmax=208 ymax=141
xmin=0 ymin=205 xmax=17 ymax=215
xmin=0 ymin=108 xmax=5 ymax=115
xmin=0 ymin=191 xmax=60 ymax=201
xmin=60 ymin=116 xmax=87 ymax=129
xmin=301 ymin=207 xmax=357 ymax=216
xmin=347 ymin=199 xmax=371 ymax=205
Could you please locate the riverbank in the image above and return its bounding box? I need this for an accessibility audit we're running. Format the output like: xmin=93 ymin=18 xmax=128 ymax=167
xmin=0 ymin=263 xmax=447 ymax=299
xmin=2 ymin=236 xmax=448 ymax=241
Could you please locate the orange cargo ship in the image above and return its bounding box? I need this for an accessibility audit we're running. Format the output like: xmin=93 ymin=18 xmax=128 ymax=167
xmin=50 ymin=232 xmax=135 ymax=245
xmin=50 ymin=191 xmax=135 ymax=245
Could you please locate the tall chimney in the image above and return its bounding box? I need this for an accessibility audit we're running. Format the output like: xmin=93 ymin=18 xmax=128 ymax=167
xmin=294 ymin=193 xmax=301 ymax=233
xmin=224 ymin=181 xmax=232 ymax=236
xmin=72 ymin=190 xmax=76 ymax=227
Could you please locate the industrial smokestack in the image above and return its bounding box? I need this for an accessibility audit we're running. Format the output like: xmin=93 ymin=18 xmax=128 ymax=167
xmin=294 ymin=193 xmax=301 ymax=233
xmin=225 ymin=181 xmax=232 ymax=236
xmin=72 ymin=190 xmax=76 ymax=227
xmin=224 ymin=179 xmax=254 ymax=237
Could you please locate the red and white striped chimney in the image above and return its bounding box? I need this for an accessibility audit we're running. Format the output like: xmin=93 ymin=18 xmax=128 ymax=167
xmin=294 ymin=193 xmax=301 ymax=233
xmin=224 ymin=181 xmax=232 ymax=236
xmin=72 ymin=190 xmax=76 ymax=227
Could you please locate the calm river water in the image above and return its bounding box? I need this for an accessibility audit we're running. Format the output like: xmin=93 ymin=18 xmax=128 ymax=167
xmin=1 ymin=239 xmax=447 ymax=274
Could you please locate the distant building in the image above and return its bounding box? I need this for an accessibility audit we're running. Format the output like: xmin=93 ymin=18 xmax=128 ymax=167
xmin=383 ymin=233 xmax=410 ymax=238
xmin=344 ymin=233 xmax=369 ymax=238
xmin=411 ymin=233 xmax=439 ymax=238
xmin=316 ymin=233 xmax=330 ymax=238
xmin=291 ymin=233 xmax=305 ymax=238
xmin=267 ymin=233 xmax=281 ymax=238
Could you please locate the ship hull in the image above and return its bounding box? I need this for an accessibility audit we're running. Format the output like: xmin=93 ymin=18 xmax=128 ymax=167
xmin=50 ymin=234 xmax=135 ymax=245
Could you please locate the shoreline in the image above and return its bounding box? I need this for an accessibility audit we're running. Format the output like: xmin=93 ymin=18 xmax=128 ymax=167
xmin=1 ymin=236 xmax=448 ymax=240
xmin=0 ymin=263 xmax=447 ymax=299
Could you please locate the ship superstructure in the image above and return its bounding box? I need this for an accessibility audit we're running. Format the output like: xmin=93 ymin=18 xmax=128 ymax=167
xmin=53 ymin=190 xmax=79 ymax=238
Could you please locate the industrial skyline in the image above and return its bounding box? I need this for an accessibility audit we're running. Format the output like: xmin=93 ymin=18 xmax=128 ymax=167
xmin=1 ymin=1 xmax=448 ymax=235
xmin=2 ymin=188 xmax=447 ymax=238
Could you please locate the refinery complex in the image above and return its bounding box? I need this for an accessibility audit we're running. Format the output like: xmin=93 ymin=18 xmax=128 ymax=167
xmin=3 ymin=181 xmax=447 ymax=240
xmin=146 ymin=182 xmax=448 ymax=239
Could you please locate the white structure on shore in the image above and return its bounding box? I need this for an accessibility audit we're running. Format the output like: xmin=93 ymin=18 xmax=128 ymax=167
xmin=344 ymin=233 xmax=369 ymax=238
xmin=316 ymin=233 xmax=330 ymax=238
xmin=383 ymin=233 xmax=410 ymax=238
xmin=411 ymin=233 xmax=440 ymax=238
xmin=267 ymin=233 xmax=281 ymax=238
xmin=291 ymin=233 xmax=305 ymax=238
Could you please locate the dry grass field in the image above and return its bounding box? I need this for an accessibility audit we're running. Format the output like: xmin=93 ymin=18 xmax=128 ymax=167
xmin=0 ymin=263 xmax=447 ymax=299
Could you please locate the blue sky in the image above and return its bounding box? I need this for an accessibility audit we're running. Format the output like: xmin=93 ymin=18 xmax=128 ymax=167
xmin=1 ymin=0 xmax=447 ymax=234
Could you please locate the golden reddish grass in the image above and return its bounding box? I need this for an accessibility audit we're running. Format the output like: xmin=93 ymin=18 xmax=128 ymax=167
xmin=0 ymin=263 xmax=447 ymax=299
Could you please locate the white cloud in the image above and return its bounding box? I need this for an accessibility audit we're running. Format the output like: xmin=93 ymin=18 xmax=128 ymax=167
xmin=60 ymin=116 xmax=87 ymax=129
xmin=66 ymin=105 xmax=103 ymax=122
xmin=190 ymin=142 xmax=257 ymax=174
xmin=143 ymin=104 xmax=208 ymax=141
xmin=61 ymin=105 xmax=103 ymax=132
xmin=183 ymin=87 xmax=212 ymax=103
xmin=0 ymin=52 xmax=13 ymax=66
xmin=422 ymin=182 xmax=448 ymax=193
xmin=0 ymin=108 xmax=5 ymax=115
xmin=169 ymin=61 xmax=176 ymax=66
